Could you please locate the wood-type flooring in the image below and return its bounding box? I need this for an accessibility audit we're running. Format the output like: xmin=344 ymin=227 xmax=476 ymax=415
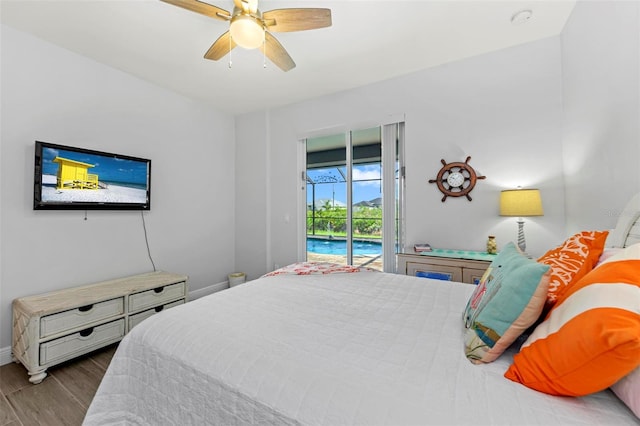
xmin=0 ymin=344 xmax=117 ymax=426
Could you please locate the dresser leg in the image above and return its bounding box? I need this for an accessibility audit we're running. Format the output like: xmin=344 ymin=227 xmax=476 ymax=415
xmin=28 ymin=370 xmax=47 ymax=384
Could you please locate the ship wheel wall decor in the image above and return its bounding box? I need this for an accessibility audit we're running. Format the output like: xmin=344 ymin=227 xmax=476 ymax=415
xmin=428 ymin=156 xmax=486 ymax=202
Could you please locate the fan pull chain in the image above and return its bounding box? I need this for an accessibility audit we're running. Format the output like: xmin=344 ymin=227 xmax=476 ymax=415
xmin=263 ymin=31 xmax=266 ymax=69
xmin=228 ymin=34 xmax=233 ymax=69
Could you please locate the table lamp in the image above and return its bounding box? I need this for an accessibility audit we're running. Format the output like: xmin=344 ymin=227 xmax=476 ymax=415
xmin=500 ymin=188 xmax=543 ymax=254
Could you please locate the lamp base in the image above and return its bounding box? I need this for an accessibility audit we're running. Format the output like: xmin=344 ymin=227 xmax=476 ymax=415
xmin=516 ymin=219 xmax=532 ymax=258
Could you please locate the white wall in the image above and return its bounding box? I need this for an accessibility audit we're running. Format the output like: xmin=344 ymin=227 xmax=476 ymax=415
xmin=0 ymin=25 xmax=236 ymax=351
xmin=234 ymin=112 xmax=269 ymax=280
xmin=235 ymin=36 xmax=567 ymax=277
xmin=236 ymin=1 xmax=640 ymax=279
xmin=561 ymin=0 xmax=640 ymax=233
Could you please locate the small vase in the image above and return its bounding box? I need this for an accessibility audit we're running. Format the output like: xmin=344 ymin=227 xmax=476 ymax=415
xmin=486 ymin=236 xmax=497 ymax=254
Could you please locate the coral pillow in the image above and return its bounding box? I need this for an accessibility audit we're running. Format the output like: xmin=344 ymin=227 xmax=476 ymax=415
xmin=537 ymin=230 xmax=608 ymax=307
xmin=611 ymin=366 xmax=640 ymax=418
xmin=505 ymin=243 xmax=640 ymax=396
xmin=463 ymin=242 xmax=551 ymax=364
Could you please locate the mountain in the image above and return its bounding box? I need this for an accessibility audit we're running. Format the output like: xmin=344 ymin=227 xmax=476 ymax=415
xmin=309 ymin=199 xmax=347 ymax=210
xmin=309 ymin=198 xmax=381 ymax=209
xmin=353 ymin=198 xmax=382 ymax=208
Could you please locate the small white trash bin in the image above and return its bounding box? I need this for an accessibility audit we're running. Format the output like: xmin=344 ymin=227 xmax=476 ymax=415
xmin=228 ymin=272 xmax=246 ymax=287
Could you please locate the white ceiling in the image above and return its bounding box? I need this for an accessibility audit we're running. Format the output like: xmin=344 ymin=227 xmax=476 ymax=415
xmin=1 ymin=0 xmax=576 ymax=116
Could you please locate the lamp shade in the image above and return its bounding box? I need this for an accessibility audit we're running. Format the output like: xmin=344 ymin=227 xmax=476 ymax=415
xmin=500 ymin=189 xmax=543 ymax=217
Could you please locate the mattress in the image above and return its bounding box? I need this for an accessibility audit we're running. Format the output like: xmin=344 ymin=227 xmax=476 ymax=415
xmin=84 ymin=271 xmax=637 ymax=425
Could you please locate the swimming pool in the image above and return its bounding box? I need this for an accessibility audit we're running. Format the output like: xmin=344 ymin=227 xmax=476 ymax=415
xmin=307 ymin=237 xmax=382 ymax=255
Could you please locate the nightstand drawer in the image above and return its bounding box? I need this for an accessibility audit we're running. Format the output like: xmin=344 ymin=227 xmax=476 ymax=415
xmin=463 ymin=268 xmax=489 ymax=285
xmin=129 ymin=281 xmax=186 ymax=313
xmin=398 ymin=252 xmax=492 ymax=285
xmin=40 ymin=297 xmax=124 ymax=339
xmin=39 ymin=319 xmax=125 ymax=365
xmin=128 ymin=299 xmax=184 ymax=331
xmin=408 ymin=262 xmax=462 ymax=282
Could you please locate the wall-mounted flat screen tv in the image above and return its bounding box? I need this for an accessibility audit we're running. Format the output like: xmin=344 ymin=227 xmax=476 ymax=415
xmin=34 ymin=141 xmax=151 ymax=210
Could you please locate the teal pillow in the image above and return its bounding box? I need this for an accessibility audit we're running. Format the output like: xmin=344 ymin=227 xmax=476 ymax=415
xmin=463 ymin=242 xmax=551 ymax=364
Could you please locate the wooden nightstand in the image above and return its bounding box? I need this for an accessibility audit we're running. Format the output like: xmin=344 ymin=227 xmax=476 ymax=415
xmin=397 ymin=249 xmax=496 ymax=284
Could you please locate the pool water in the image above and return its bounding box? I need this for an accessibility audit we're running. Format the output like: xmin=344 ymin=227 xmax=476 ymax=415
xmin=307 ymin=238 xmax=382 ymax=255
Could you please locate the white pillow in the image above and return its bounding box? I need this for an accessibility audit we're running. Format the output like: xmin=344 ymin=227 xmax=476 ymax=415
xmin=611 ymin=366 xmax=640 ymax=418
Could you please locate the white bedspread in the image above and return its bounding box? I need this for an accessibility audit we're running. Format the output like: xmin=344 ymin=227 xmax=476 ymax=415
xmin=84 ymin=272 xmax=637 ymax=425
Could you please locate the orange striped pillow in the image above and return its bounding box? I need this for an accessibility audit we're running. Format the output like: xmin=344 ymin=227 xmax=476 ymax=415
xmin=505 ymin=245 xmax=640 ymax=396
xmin=537 ymin=231 xmax=608 ymax=307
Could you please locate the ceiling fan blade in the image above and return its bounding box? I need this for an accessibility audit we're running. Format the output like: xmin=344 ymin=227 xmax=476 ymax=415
xmin=160 ymin=0 xmax=230 ymax=20
xmin=262 ymin=8 xmax=331 ymax=32
xmin=204 ymin=31 xmax=237 ymax=60
xmin=260 ymin=32 xmax=295 ymax=72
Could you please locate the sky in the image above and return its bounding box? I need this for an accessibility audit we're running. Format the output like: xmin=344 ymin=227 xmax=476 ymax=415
xmin=307 ymin=164 xmax=382 ymax=206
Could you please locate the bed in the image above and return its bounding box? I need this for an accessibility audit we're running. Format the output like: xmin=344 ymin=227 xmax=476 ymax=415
xmin=84 ymin=195 xmax=640 ymax=425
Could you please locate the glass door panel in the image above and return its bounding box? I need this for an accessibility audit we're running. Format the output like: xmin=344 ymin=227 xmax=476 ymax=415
xmin=306 ymin=134 xmax=348 ymax=266
xmin=350 ymin=127 xmax=382 ymax=270
xmin=305 ymin=125 xmax=401 ymax=272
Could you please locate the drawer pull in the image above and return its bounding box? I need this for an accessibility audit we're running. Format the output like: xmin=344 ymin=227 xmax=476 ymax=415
xmin=79 ymin=327 xmax=94 ymax=337
xmin=153 ymin=287 xmax=165 ymax=294
xmin=155 ymin=306 xmax=164 ymax=313
xmin=78 ymin=304 xmax=94 ymax=312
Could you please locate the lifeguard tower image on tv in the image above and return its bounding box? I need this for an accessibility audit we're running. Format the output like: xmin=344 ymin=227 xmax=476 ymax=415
xmin=53 ymin=156 xmax=100 ymax=190
xmin=38 ymin=144 xmax=149 ymax=206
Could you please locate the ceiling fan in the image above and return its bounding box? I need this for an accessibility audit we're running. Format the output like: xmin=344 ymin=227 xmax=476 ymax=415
xmin=160 ymin=0 xmax=332 ymax=71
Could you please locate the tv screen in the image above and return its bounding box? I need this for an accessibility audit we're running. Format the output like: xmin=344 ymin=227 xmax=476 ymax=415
xmin=34 ymin=141 xmax=151 ymax=210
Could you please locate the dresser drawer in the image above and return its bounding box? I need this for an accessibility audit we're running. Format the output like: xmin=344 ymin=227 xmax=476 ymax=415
xmin=128 ymin=281 xmax=186 ymax=313
xmin=39 ymin=319 xmax=125 ymax=365
xmin=128 ymin=299 xmax=184 ymax=331
xmin=40 ymin=297 xmax=124 ymax=339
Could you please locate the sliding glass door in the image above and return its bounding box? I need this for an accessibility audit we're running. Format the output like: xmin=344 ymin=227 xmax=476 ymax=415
xmin=305 ymin=123 xmax=404 ymax=272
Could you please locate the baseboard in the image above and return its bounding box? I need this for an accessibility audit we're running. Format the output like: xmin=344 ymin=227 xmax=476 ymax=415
xmin=0 ymin=345 xmax=13 ymax=366
xmin=188 ymin=280 xmax=229 ymax=300
xmin=0 ymin=281 xmax=229 ymax=367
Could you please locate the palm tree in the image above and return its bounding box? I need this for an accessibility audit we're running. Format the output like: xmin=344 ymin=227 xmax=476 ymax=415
xmin=321 ymin=199 xmax=333 ymax=235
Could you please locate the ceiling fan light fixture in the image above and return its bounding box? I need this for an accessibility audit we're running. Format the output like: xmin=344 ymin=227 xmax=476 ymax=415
xmin=230 ymin=14 xmax=264 ymax=49
xmin=162 ymin=0 xmax=332 ymax=71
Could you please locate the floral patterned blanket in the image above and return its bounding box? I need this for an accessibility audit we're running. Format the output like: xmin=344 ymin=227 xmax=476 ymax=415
xmin=262 ymin=262 xmax=378 ymax=278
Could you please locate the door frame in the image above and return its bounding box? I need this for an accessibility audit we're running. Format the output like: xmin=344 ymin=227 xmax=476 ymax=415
xmin=298 ymin=119 xmax=405 ymax=273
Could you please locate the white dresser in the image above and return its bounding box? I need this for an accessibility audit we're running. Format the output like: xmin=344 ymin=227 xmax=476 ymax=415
xmin=12 ymin=271 xmax=188 ymax=384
